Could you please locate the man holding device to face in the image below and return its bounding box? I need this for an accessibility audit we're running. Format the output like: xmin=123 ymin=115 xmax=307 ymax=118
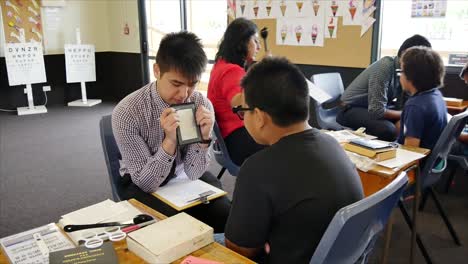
xmin=112 ymin=32 xmax=230 ymax=232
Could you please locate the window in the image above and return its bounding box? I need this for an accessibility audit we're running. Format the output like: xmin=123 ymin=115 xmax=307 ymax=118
xmin=380 ymin=0 xmax=468 ymax=66
xmin=143 ymin=0 xmax=227 ymax=92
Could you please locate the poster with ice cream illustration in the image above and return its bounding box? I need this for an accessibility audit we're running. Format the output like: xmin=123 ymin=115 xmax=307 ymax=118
xmin=325 ymin=16 xmax=338 ymax=38
xmin=236 ymin=0 xmax=252 ymax=18
xmin=325 ymin=0 xmax=342 ymax=17
xmin=342 ymin=0 xmax=362 ymax=25
xmin=276 ymin=17 xmax=324 ymax=47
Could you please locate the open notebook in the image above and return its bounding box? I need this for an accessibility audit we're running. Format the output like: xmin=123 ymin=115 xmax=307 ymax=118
xmin=152 ymin=173 xmax=227 ymax=211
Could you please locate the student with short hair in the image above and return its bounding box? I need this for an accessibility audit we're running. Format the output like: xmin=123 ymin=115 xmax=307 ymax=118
xmin=224 ymin=57 xmax=364 ymax=263
xmin=338 ymin=35 xmax=432 ymax=141
xmin=208 ymin=18 xmax=264 ymax=166
xmin=460 ymin=62 xmax=468 ymax=85
xmin=112 ymin=31 xmax=230 ymax=232
xmin=397 ymin=46 xmax=447 ymax=149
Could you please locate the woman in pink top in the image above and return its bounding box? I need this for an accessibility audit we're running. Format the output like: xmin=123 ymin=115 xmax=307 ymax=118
xmin=208 ymin=18 xmax=264 ymax=166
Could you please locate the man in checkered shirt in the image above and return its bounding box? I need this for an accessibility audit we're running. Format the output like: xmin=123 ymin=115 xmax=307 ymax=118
xmin=337 ymin=35 xmax=432 ymax=141
xmin=112 ymin=32 xmax=230 ymax=232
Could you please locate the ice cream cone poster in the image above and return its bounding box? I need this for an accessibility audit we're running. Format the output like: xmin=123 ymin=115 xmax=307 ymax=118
xmin=236 ymin=0 xmax=248 ymax=18
xmin=310 ymin=24 xmax=318 ymax=44
xmin=295 ymin=25 xmax=303 ymax=43
xmin=325 ymin=16 xmax=338 ymax=38
xmin=329 ymin=0 xmax=340 ymax=17
xmin=253 ymin=0 xmax=259 ymax=18
xmin=281 ymin=24 xmax=288 ymax=43
xmin=308 ymin=21 xmax=324 ymax=46
xmin=342 ymin=0 xmax=362 ymax=25
xmin=312 ymin=0 xmax=320 ymax=16
xmin=296 ymin=1 xmax=304 ymax=13
xmin=348 ymin=0 xmax=357 ymax=20
xmin=266 ymin=0 xmax=272 ymax=16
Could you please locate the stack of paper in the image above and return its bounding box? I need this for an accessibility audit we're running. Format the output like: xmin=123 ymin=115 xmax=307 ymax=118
xmin=0 ymin=223 xmax=75 ymax=264
xmin=58 ymin=199 xmax=143 ymax=245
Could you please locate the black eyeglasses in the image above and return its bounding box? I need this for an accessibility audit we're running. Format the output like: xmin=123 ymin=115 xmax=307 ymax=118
xmin=232 ymin=105 xmax=254 ymax=120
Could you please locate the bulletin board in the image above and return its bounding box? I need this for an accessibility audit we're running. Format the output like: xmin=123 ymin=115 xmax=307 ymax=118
xmin=230 ymin=0 xmax=375 ymax=69
xmin=1 ymin=0 xmax=43 ymax=43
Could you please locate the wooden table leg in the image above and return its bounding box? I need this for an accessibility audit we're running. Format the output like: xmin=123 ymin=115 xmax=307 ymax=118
xmin=381 ymin=210 xmax=394 ymax=264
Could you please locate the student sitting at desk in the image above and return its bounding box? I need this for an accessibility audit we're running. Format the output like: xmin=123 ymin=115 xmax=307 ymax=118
xmin=397 ymin=46 xmax=447 ymax=149
xmin=207 ymin=18 xmax=265 ymax=166
xmin=451 ymin=62 xmax=468 ymax=155
xmin=337 ymin=35 xmax=432 ymax=141
xmin=224 ymin=57 xmax=364 ymax=263
xmin=112 ymin=32 xmax=230 ymax=232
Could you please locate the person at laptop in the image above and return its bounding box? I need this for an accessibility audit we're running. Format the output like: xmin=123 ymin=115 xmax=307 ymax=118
xmin=112 ymin=31 xmax=230 ymax=232
xmin=396 ymin=46 xmax=447 ymax=149
xmin=337 ymin=35 xmax=432 ymax=141
xmin=224 ymin=57 xmax=364 ymax=263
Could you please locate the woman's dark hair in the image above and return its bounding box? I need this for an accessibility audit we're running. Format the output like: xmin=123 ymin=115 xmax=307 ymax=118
xmin=401 ymin=46 xmax=445 ymax=92
xmin=215 ymin=18 xmax=257 ymax=67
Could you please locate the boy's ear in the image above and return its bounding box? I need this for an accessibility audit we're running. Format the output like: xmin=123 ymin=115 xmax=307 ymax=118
xmin=255 ymin=108 xmax=268 ymax=129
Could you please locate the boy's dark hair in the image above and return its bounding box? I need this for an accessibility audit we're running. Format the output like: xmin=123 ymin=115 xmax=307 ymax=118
xmin=397 ymin=34 xmax=431 ymax=57
xmin=215 ymin=18 xmax=257 ymax=68
xmin=156 ymin=31 xmax=207 ymax=81
xmin=241 ymin=57 xmax=309 ymax=127
xmin=401 ymin=46 xmax=445 ymax=92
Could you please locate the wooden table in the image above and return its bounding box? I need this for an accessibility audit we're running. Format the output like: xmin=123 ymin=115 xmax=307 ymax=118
xmin=0 ymin=199 xmax=255 ymax=264
xmin=447 ymin=100 xmax=468 ymax=115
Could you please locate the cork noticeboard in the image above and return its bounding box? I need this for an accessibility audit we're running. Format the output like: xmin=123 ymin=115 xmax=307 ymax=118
xmin=1 ymin=0 xmax=43 ymax=43
xmin=253 ymin=17 xmax=373 ymax=68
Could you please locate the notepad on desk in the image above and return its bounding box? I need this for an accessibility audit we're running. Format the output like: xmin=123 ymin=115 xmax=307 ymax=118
xmin=152 ymin=176 xmax=227 ymax=211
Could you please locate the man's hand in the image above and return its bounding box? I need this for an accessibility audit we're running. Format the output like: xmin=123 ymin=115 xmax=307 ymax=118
xmin=160 ymin=108 xmax=179 ymax=155
xmin=196 ymin=105 xmax=214 ymax=141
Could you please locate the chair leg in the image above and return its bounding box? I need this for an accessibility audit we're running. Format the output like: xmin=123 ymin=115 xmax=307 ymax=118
xmin=428 ymin=187 xmax=462 ymax=246
xmin=217 ymin=167 xmax=226 ymax=180
xmin=418 ymin=190 xmax=430 ymax=211
xmin=443 ymin=164 xmax=457 ymax=193
xmin=398 ymin=200 xmax=433 ymax=264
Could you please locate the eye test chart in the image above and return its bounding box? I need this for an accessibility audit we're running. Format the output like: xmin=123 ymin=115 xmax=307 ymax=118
xmin=65 ymin=28 xmax=101 ymax=107
xmin=5 ymin=41 xmax=48 ymax=115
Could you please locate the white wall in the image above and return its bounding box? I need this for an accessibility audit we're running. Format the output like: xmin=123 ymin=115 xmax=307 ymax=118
xmin=0 ymin=0 xmax=140 ymax=56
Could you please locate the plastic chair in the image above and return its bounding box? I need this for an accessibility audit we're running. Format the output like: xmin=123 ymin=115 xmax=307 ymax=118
xmin=444 ymin=153 xmax=468 ymax=193
xmin=212 ymin=122 xmax=240 ymax=179
xmin=99 ymin=115 xmax=124 ymax=201
xmin=416 ymin=110 xmax=468 ymax=246
xmin=310 ymin=73 xmax=345 ymax=131
xmin=309 ymin=172 xmax=408 ymax=264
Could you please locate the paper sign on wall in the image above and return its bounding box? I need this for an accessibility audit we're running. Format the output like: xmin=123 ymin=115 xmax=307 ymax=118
xmin=5 ymin=42 xmax=47 ymax=86
xmin=64 ymin=44 xmax=96 ymax=83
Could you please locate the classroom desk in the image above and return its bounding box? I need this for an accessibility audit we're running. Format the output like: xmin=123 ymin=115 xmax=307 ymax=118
xmin=447 ymin=100 xmax=468 ymax=115
xmin=0 ymin=199 xmax=255 ymax=264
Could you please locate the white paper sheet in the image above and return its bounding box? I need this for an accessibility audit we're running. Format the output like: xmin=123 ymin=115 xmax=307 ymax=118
xmin=154 ymin=177 xmax=226 ymax=209
xmin=59 ymin=200 xmax=143 ymax=245
xmin=64 ymin=44 xmax=96 ymax=83
xmin=325 ymin=129 xmax=362 ymax=143
xmin=307 ymin=79 xmax=332 ymax=104
xmin=341 ymin=0 xmax=363 ymax=26
xmin=0 ymin=223 xmax=75 ymax=264
xmin=360 ymin=16 xmax=376 ymax=37
xmin=377 ymin=148 xmax=426 ymax=169
xmin=277 ymin=17 xmax=325 ymax=47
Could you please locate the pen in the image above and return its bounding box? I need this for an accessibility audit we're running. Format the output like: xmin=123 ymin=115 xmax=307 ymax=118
xmin=121 ymin=219 xmax=157 ymax=233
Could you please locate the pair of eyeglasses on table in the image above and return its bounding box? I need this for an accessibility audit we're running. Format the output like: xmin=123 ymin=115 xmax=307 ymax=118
xmin=232 ymin=105 xmax=254 ymax=120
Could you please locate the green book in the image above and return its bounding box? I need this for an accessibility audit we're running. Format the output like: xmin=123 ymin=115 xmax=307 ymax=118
xmin=49 ymin=242 xmax=118 ymax=264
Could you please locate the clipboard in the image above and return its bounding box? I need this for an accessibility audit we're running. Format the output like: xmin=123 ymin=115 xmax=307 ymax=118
xmin=152 ymin=178 xmax=227 ymax=211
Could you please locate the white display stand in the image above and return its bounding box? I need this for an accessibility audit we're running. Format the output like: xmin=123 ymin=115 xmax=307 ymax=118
xmin=5 ymin=30 xmax=48 ymax=116
xmin=66 ymin=28 xmax=101 ymax=107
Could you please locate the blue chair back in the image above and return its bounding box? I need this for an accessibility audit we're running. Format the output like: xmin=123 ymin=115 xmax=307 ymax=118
xmin=99 ymin=115 xmax=123 ymax=201
xmin=310 ymin=172 xmax=408 ymax=264
xmin=421 ymin=110 xmax=468 ymax=190
xmin=212 ymin=122 xmax=240 ymax=176
xmin=310 ymin=73 xmax=345 ymax=130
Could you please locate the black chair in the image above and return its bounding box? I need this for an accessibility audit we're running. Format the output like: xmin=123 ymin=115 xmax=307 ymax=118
xmin=212 ymin=122 xmax=240 ymax=180
xmin=309 ymin=73 xmax=345 ymax=130
xmin=99 ymin=115 xmax=124 ymax=201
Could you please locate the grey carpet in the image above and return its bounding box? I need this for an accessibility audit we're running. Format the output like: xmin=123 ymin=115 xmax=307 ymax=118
xmin=1 ymin=104 xmax=467 ymax=264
